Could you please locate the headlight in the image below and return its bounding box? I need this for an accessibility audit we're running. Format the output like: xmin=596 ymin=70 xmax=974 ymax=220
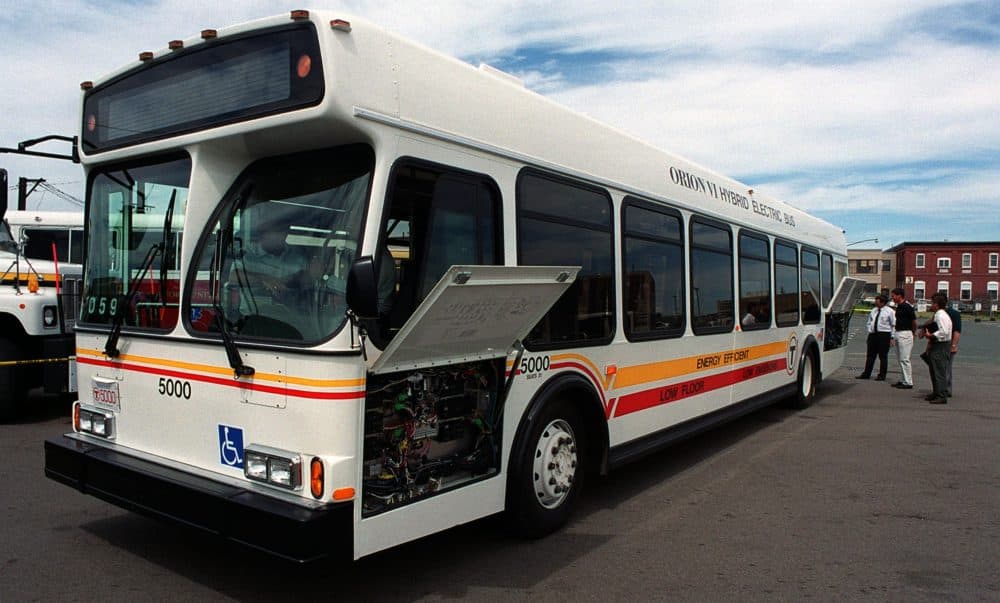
xmin=243 ymin=445 xmax=301 ymax=490
xmin=73 ymin=402 xmax=115 ymax=439
xmin=43 ymin=305 xmax=58 ymax=327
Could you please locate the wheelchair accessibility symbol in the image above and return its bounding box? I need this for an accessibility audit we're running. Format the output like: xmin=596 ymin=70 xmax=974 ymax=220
xmin=218 ymin=424 xmax=245 ymax=469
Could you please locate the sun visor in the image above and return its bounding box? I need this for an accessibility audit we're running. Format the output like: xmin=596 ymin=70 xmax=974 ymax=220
xmin=368 ymin=265 xmax=578 ymax=375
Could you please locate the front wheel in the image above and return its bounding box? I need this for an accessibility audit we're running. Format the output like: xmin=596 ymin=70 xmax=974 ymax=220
xmin=505 ymin=397 xmax=587 ymax=538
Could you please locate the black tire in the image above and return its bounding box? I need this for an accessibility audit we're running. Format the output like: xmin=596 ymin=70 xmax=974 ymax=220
xmin=0 ymin=338 xmax=25 ymax=423
xmin=789 ymin=347 xmax=818 ymax=409
xmin=505 ymin=396 xmax=587 ymax=538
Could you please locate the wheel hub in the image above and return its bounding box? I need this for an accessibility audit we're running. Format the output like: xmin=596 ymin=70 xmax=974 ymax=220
xmin=532 ymin=419 xmax=577 ymax=509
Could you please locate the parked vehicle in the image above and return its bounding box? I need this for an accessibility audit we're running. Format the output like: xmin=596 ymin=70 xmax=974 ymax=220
xmin=0 ymin=201 xmax=82 ymax=421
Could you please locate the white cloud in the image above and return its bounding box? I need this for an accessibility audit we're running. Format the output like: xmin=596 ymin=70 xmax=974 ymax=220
xmin=2 ymin=0 xmax=997 ymax=242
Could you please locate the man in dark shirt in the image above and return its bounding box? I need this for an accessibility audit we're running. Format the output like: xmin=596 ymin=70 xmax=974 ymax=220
xmin=890 ymin=288 xmax=916 ymax=389
xmin=945 ymin=303 xmax=962 ymax=397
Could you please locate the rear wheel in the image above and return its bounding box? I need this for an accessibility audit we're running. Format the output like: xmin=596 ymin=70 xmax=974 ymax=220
xmin=0 ymin=338 xmax=26 ymax=423
xmin=505 ymin=397 xmax=587 ymax=538
xmin=789 ymin=348 xmax=817 ymax=409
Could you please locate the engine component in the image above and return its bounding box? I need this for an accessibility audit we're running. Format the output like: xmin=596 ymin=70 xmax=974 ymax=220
xmin=362 ymin=359 xmax=501 ymax=516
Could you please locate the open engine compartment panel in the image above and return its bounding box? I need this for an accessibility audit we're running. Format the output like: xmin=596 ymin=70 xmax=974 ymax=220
xmin=362 ymin=358 xmax=504 ymax=516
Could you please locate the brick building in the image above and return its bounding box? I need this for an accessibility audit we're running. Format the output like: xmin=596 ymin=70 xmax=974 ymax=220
xmin=886 ymin=242 xmax=1000 ymax=309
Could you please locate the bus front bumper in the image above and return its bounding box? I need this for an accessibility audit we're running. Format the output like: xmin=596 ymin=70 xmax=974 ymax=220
xmin=44 ymin=436 xmax=352 ymax=563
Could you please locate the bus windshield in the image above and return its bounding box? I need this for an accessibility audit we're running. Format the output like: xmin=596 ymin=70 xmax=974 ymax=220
xmin=81 ymin=156 xmax=191 ymax=329
xmin=188 ymin=145 xmax=372 ymax=344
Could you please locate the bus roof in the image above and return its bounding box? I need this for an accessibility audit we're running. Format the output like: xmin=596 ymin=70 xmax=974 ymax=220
xmin=80 ymin=10 xmax=846 ymax=254
xmin=4 ymin=210 xmax=84 ymax=229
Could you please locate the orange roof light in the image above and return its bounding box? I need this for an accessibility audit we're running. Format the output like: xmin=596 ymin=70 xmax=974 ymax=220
xmin=168 ymin=40 xmax=184 ymax=50
xmin=80 ymin=81 xmax=93 ymax=90
xmin=296 ymin=54 xmax=312 ymax=78
xmin=139 ymin=51 xmax=154 ymax=61
xmin=290 ymin=9 xmax=309 ymax=20
xmin=330 ymin=19 xmax=352 ymax=32
xmin=201 ymin=29 xmax=217 ymax=40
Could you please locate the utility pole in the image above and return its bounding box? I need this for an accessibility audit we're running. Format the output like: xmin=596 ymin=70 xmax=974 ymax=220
xmin=0 ymin=169 xmax=7 ymax=218
xmin=17 ymin=177 xmax=45 ymax=211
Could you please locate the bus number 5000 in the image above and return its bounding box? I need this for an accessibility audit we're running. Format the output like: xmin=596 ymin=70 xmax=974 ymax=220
xmin=158 ymin=378 xmax=192 ymax=399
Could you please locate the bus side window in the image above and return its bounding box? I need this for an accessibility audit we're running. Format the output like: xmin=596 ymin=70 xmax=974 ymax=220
xmin=738 ymin=231 xmax=771 ymax=330
xmin=775 ymin=241 xmax=800 ymax=326
xmin=801 ymin=248 xmax=821 ymax=324
xmin=22 ymin=227 xmax=70 ymax=263
xmin=622 ymin=199 xmax=685 ymax=340
xmin=516 ymin=170 xmax=614 ymax=349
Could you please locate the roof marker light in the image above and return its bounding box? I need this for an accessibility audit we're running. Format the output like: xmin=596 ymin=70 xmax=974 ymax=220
xmin=168 ymin=40 xmax=184 ymax=50
xmin=330 ymin=19 xmax=352 ymax=32
xmin=201 ymin=29 xmax=217 ymax=40
xmin=290 ymin=9 xmax=309 ymax=20
xmin=80 ymin=81 xmax=93 ymax=90
xmin=139 ymin=51 xmax=154 ymax=61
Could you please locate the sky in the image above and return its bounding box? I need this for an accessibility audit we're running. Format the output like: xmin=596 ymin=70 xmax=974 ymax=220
xmin=1 ymin=0 xmax=998 ymax=248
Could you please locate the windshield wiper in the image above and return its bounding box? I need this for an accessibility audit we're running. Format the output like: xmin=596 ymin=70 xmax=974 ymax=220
xmin=214 ymin=304 xmax=254 ymax=378
xmin=104 ymin=191 xmax=176 ymax=358
xmin=104 ymin=241 xmax=161 ymax=358
xmin=158 ymin=190 xmax=176 ymax=305
xmin=212 ymin=190 xmax=254 ymax=378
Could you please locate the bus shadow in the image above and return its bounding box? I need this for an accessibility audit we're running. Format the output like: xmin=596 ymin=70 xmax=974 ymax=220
xmin=78 ymin=397 xmax=815 ymax=600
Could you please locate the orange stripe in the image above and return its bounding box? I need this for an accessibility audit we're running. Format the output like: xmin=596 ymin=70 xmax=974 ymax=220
xmin=76 ymin=347 xmax=365 ymax=388
xmin=613 ymin=341 xmax=788 ymax=389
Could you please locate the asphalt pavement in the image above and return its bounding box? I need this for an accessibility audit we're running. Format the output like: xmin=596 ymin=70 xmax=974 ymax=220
xmin=1 ymin=317 xmax=998 ymax=601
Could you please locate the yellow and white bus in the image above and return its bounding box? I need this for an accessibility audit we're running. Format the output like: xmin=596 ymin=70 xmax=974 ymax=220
xmin=45 ymin=10 xmax=864 ymax=561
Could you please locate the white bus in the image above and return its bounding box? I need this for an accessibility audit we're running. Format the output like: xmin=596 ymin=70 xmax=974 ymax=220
xmin=4 ymin=210 xmax=85 ymax=265
xmin=45 ymin=10 xmax=863 ymax=561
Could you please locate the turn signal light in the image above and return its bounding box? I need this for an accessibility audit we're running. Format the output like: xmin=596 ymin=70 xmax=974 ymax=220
xmin=310 ymin=457 xmax=324 ymax=499
xmin=332 ymin=487 xmax=355 ymax=501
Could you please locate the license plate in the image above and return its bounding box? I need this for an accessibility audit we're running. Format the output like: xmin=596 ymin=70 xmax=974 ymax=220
xmin=92 ymin=377 xmax=120 ymax=411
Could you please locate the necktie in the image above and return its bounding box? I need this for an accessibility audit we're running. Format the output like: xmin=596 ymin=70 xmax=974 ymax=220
xmin=873 ymin=307 xmax=882 ymax=333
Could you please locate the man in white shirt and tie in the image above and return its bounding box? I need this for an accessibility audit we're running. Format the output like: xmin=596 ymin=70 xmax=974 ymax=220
xmin=857 ymin=294 xmax=895 ymax=381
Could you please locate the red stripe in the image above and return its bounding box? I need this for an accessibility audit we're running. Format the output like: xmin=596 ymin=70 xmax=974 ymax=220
xmin=550 ymin=361 xmax=608 ymax=407
xmin=77 ymin=357 xmax=365 ymax=400
xmin=613 ymin=358 xmax=787 ymax=418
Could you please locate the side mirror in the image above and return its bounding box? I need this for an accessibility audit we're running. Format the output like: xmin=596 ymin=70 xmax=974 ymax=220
xmin=346 ymin=255 xmax=379 ymax=319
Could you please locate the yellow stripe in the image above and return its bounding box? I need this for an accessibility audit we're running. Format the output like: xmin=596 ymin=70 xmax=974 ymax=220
xmin=76 ymin=348 xmax=365 ymax=388
xmin=1 ymin=272 xmax=62 ymax=283
xmin=551 ymin=353 xmax=614 ymax=389
xmin=613 ymin=341 xmax=788 ymax=389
